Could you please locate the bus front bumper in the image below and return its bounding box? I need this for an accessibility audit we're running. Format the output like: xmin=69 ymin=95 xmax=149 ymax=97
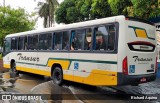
xmin=117 ymin=73 xmax=156 ymax=86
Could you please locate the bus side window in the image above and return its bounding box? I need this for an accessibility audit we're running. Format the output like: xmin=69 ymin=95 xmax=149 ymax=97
xmin=24 ymin=36 xmax=27 ymax=50
xmin=54 ymin=32 xmax=63 ymax=50
xmin=71 ymin=29 xmax=85 ymax=50
xmin=84 ymin=28 xmax=92 ymax=50
xmin=94 ymin=26 xmax=108 ymax=50
xmin=39 ymin=33 xmax=52 ymax=50
xmin=47 ymin=33 xmax=52 ymax=50
xmin=11 ymin=37 xmax=18 ymax=50
xmin=39 ymin=34 xmax=45 ymax=50
xmin=93 ymin=25 xmax=116 ymax=51
xmin=28 ymin=35 xmax=38 ymax=50
xmin=18 ymin=36 xmax=24 ymax=50
xmin=108 ymin=25 xmax=116 ymax=50
xmin=62 ymin=31 xmax=69 ymax=50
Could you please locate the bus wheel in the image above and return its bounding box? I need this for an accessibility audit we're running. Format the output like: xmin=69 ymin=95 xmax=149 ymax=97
xmin=10 ymin=62 xmax=19 ymax=76
xmin=52 ymin=67 xmax=63 ymax=86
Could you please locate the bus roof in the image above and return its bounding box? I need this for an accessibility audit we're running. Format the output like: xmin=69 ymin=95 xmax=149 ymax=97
xmin=6 ymin=15 xmax=124 ymax=38
xmin=5 ymin=15 xmax=154 ymax=38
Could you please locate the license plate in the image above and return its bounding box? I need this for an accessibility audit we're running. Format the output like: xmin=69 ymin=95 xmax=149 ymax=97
xmin=140 ymin=78 xmax=146 ymax=82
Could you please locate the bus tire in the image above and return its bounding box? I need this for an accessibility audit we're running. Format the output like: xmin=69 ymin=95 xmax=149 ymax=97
xmin=52 ymin=67 xmax=63 ymax=86
xmin=10 ymin=62 xmax=19 ymax=76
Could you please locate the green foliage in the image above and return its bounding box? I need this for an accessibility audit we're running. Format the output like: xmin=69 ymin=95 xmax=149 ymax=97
xmin=91 ymin=0 xmax=111 ymax=18
xmin=0 ymin=6 xmax=35 ymax=46
xmin=55 ymin=0 xmax=79 ymax=24
xmin=131 ymin=0 xmax=160 ymax=19
xmin=55 ymin=0 xmax=160 ymax=24
xmin=108 ymin=0 xmax=132 ymax=15
xmin=55 ymin=0 xmax=111 ymax=24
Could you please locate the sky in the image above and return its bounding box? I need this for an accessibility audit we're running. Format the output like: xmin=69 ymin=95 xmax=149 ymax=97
xmin=0 ymin=0 xmax=63 ymax=29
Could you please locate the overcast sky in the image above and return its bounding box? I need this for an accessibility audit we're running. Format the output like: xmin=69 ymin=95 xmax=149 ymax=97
xmin=0 ymin=0 xmax=63 ymax=29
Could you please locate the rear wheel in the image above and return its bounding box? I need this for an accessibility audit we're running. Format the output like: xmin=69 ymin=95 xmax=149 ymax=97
xmin=52 ymin=67 xmax=63 ymax=85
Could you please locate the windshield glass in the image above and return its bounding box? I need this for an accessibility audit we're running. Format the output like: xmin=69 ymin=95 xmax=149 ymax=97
xmin=4 ymin=37 xmax=11 ymax=53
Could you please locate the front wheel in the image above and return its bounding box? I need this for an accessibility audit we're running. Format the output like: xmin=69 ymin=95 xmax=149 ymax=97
xmin=52 ymin=67 xmax=63 ymax=86
xmin=10 ymin=62 xmax=19 ymax=76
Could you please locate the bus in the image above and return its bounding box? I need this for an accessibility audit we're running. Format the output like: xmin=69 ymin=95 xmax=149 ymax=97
xmin=3 ymin=15 xmax=157 ymax=86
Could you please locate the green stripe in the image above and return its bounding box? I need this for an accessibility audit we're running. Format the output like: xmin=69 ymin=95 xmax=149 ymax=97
xmin=17 ymin=58 xmax=117 ymax=68
xmin=128 ymin=26 xmax=145 ymax=30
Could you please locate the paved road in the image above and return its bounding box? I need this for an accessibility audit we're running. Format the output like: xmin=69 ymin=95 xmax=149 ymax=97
xmin=0 ymin=71 xmax=159 ymax=103
xmin=0 ymin=58 xmax=159 ymax=103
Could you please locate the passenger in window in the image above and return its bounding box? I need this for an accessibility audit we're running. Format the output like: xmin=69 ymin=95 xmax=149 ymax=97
xmin=86 ymin=35 xmax=92 ymax=50
xmin=87 ymin=42 xmax=91 ymax=50
xmin=96 ymin=37 xmax=105 ymax=50
xmin=95 ymin=33 xmax=106 ymax=50
xmin=71 ymin=43 xmax=74 ymax=50
xmin=55 ymin=42 xmax=62 ymax=50
xmin=71 ymin=37 xmax=80 ymax=50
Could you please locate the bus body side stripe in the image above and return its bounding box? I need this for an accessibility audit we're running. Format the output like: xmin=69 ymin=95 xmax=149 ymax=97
xmin=16 ymin=58 xmax=117 ymax=69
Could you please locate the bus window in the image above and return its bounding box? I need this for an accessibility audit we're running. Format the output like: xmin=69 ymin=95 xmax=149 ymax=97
xmin=28 ymin=35 xmax=38 ymax=50
xmin=108 ymin=25 xmax=116 ymax=50
xmin=94 ymin=26 xmax=108 ymax=50
xmin=84 ymin=28 xmax=92 ymax=50
xmin=11 ymin=37 xmax=18 ymax=50
xmin=62 ymin=31 xmax=69 ymax=50
xmin=39 ymin=33 xmax=52 ymax=50
xmin=47 ymin=33 xmax=52 ymax=50
xmin=18 ymin=37 xmax=24 ymax=50
xmin=54 ymin=32 xmax=63 ymax=50
xmin=94 ymin=25 xmax=116 ymax=51
xmin=71 ymin=29 xmax=85 ymax=50
xmin=24 ymin=36 xmax=27 ymax=50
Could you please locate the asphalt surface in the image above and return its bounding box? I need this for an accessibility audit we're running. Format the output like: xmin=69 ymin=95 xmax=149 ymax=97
xmin=0 ymin=60 xmax=160 ymax=103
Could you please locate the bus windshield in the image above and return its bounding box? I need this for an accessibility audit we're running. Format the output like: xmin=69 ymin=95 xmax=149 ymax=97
xmin=3 ymin=38 xmax=11 ymax=54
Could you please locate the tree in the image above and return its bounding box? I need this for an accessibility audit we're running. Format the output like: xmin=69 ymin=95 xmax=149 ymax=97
xmin=55 ymin=0 xmax=112 ymax=24
xmin=0 ymin=6 xmax=35 ymax=46
xmin=91 ymin=0 xmax=111 ymax=18
xmin=38 ymin=0 xmax=59 ymax=28
xmin=108 ymin=0 xmax=132 ymax=16
xmin=55 ymin=0 xmax=160 ymax=24
xmin=131 ymin=0 xmax=160 ymax=19
xmin=55 ymin=0 xmax=80 ymax=24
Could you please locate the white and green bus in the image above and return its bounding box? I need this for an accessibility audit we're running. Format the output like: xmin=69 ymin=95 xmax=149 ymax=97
xmin=3 ymin=15 xmax=157 ymax=86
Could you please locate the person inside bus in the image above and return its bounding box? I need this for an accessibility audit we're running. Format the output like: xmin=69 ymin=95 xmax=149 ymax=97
xmin=95 ymin=31 xmax=106 ymax=50
xmin=85 ymin=34 xmax=92 ymax=50
xmin=71 ymin=37 xmax=78 ymax=50
xmin=71 ymin=32 xmax=81 ymax=50
xmin=96 ymin=37 xmax=106 ymax=50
